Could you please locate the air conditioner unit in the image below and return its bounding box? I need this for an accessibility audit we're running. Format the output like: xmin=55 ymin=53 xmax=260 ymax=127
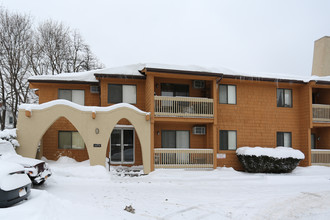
xmin=193 ymin=126 xmax=206 ymax=135
xmin=193 ymin=80 xmax=205 ymax=89
xmin=90 ymin=86 xmax=100 ymax=93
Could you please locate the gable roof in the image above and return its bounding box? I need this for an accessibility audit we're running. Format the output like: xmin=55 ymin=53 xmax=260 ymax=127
xmin=28 ymin=63 xmax=330 ymax=84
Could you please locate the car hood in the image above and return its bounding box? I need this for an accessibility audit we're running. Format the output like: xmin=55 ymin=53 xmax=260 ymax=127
xmin=0 ymin=161 xmax=24 ymax=179
xmin=1 ymin=155 xmax=44 ymax=167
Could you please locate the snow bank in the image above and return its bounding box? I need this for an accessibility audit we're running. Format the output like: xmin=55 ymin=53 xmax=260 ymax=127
xmin=236 ymin=146 xmax=305 ymax=159
xmin=46 ymin=156 xmax=110 ymax=179
xmin=0 ymin=129 xmax=19 ymax=147
xmin=19 ymin=99 xmax=150 ymax=115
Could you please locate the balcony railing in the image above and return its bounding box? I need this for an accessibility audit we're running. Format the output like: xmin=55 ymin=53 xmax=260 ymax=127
xmin=311 ymin=149 xmax=330 ymax=166
xmin=154 ymin=96 xmax=214 ymax=118
xmin=154 ymin=148 xmax=214 ymax=168
xmin=313 ymin=104 xmax=330 ymax=122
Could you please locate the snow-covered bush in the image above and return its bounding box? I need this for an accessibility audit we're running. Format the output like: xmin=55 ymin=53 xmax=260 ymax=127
xmin=0 ymin=129 xmax=19 ymax=148
xmin=236 ymin=147 xmax=305 ymax=173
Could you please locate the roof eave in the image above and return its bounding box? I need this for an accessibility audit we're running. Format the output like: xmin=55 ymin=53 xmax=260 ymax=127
xmin=222 ymin=74 xmax=306 ymax=84
xmin=28 ymin=79 xmax=99 ymax=85
xmin=144 ymin=67 xmax=224 ymax=77
xmin=94 ymin=73 xmax=146 ymax=79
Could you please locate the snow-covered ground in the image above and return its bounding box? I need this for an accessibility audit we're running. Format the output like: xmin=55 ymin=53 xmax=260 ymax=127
xmin=1 ymin=157 xmax=330 ymax=220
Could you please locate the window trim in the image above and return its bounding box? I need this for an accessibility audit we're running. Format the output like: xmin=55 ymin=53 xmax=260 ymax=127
xmin=161 ymin=130 xmax=190 ymax=148
xmin=276 ymin=88 xmax=292 ymax=108
xmin=276 ymin=131 xmax=292 ymax=147
xmin=219 ymin=84 xmax=237 ymax=105
xmin=58 ymin=131 xmax=85 ymax=150
xmin=219 ymin=130 xmax=237 ymax=151
xmin=107 ymin=84 xmax=137 ymax=104
xmin=58 ymin=89 xmax=85 ymax=105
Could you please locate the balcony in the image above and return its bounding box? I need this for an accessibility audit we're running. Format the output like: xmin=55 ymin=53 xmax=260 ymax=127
xmin=312 ymin=104 xmax=330 ymax=122
xmin=154 ymin=96 xmax=214 ymax=118
xmin=154 ymin=148 xmax=214 ymax=168
xmin=311 ymin=149 xmax=330 ymax=166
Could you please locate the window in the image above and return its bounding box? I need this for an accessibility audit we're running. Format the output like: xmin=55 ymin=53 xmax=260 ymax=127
xmin=219 ymin=130 xmax=237 ymax=150
xmin=161 ymin=83 xmax=189 ymax=97
xmin=277 ymin=89 xmax=292 ymax=107
xmin=58 ymin=89 xmax=85 ymax=105
xmin=161 ymin=130 xmax=189 ymax=148
xmin=277 ymin=132 xmax=292 ymax=147
xmin=219 ymin=85 xmax=236 ymax=104
xmin=108 ymin=84 xmax=136 ymax=104
xmin=58 ymin=131 xmax=85 ymax=149
xmin=8 ymin=116 xmax=13 ymax=124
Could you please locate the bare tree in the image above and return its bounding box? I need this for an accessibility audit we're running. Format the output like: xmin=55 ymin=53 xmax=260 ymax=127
xmin=0 ymin=8 xmax=33 ymax=128
xmin=30 ymin=20 xmax=103 ymax=75
xmin=0 ymin=9 xmax=104 ymax=129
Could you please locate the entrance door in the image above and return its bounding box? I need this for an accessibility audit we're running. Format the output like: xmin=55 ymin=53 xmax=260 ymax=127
xmin=110 ymin=128 xmax=134 ymax=164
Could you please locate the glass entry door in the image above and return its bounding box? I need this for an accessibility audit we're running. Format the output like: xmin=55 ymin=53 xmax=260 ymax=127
xmin=110 ymin=128 xmax=134 ymax=164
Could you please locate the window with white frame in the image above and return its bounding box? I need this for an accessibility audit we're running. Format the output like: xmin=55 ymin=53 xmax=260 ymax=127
xmin=58 ymin=131 xmax=85 ymax=149
xmin=58 ymin=89 xmax=85 ymax=105
xmin=8 ymin=116 xmax=13 ymax=124
xmin=108 ymin=84 xmax=136 ymax=104
xmin=219 ymin=130 xmax=237 ymax=150
xmin=219 ymin=85 xmax=236 ymax=104
xmin=277 ymin=132 xmax=292 ymax=147
xmin=277 ymin=88 xmax=292 ymax=107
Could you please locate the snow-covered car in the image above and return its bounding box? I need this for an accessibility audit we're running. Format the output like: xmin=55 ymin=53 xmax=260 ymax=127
xmin=0 ymin=161 xmax=31 ymax=208
xmin=0 ymin=140 xmax=51 ymax=185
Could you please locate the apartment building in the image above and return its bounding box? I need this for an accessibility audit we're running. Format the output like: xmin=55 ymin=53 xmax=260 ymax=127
xmin=17 ymin=37 xmax=330 ymax=172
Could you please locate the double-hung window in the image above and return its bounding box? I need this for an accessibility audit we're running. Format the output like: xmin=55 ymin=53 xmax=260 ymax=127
xmin=58 ymin=131 xmax=85 ymax=149
xmin=219 ymin=130 xmax=237 ymax=150
xmin=277 ymin=132 xmax=292 ymax=147
xmin=277 ymin=89 xmax=292 ymax=107
xmin=58 ymin=89 xmax=85 ymax=105
xmin=108 ymin=84 xmax=136 ymax=104
xmin=219 ymin=85 xmax=236 ymax=104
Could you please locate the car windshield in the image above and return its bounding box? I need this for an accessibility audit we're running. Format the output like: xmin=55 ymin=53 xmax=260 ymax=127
xmin=0 ymin=140 xmax=17 ymax=156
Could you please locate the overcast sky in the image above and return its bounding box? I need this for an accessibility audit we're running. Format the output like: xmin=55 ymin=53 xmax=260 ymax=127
xmin=1 ymin=0 xmax=330 ymax=76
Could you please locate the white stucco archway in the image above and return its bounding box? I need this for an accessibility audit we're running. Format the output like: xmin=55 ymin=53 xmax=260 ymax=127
xmin=16 ymin=100 xmax=152 ymax=174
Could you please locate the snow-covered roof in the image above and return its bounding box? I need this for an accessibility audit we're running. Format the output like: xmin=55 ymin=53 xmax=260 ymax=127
xmin=28 ymin=63 xmax=330 ymax=84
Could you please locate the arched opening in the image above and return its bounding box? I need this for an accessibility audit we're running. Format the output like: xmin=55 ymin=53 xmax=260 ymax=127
xmin=106 ymin=118 xmax=143 ymax=168
xmin=17 ymin=102 xmax=152 ymax=174
xmin=40 ymin=116 xmax=89 ymax=162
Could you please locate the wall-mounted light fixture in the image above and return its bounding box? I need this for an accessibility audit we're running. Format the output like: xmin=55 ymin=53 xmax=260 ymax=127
xmin=95 ymin=128 xmax=100 ymax=134
xmin=157 ymin=131 xmax=160 ymax=135
xmin=317 ymin=136 xmax=321 ymax=141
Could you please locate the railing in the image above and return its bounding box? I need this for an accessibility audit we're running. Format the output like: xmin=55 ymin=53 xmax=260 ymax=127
xmin=313 ymin=104 xmax=330 ymax=122
xmin=154 ymin=148 xmax=214 ymax=168
xmin=311 ymin=149 xmax=330 ymax=166
xmin=154 ymin=96 xmax=214 ymax=118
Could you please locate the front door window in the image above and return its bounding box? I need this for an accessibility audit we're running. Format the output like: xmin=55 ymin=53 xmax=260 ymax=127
xmin=110 ymin=128 xmax=134 ymax=164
